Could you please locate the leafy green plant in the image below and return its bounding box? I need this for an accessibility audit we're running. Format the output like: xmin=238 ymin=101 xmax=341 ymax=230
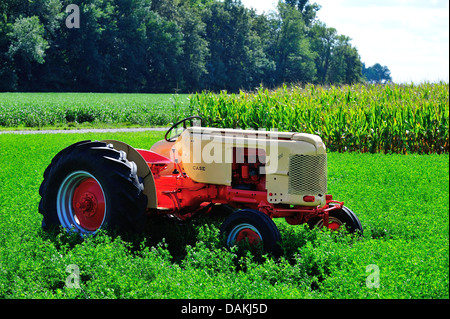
xmin=0 ymin=130 xmax=448 ymax=299
xmin=0 ymin=93 xmax=191 ymax=128
xmin=191 ymin=82 xmax=449 ymax=154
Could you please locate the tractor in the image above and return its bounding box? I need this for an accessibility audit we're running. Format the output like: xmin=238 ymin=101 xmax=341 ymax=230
xmin=39 ymin=116 xmax=362 ymax=255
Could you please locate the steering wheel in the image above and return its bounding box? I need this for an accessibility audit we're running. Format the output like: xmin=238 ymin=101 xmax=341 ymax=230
xmin=164 ymin=116 xmax=203 ymax=142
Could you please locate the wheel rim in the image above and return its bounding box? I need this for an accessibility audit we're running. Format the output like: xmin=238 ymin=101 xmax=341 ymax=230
xmin=314 ymin=216 xmax=343 ymax=230
xmin=227 ymin=223 xmax=262 ymax=247
xmin=57 ymin=171 xmax=106 ymax=233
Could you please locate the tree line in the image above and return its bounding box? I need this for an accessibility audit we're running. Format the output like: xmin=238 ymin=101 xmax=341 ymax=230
xmin=0 ymin=0 xmax=390 ymax=93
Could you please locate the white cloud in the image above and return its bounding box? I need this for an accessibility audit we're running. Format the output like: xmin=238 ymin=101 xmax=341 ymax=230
xmin=240 ymin=0 xmax=277 ymax=14
xmin=240 ymin=0 xmax=449 ymax=82
xmin=314 ymin=0 xmax=449 ymax=82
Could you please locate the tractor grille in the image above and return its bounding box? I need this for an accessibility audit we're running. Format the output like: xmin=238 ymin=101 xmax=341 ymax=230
xmin=288 ymin=154 xmax=327 ymax=195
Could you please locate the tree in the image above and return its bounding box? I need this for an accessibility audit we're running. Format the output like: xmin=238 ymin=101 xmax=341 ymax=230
xmin=327 ymin=35 xmax=362 ymax=84
xmin=309 ymin=21 xmax=336 ymax=84
xmin=0 ymin=13 xmax=17 ymax=91
xmin=0 ymin=0 xmax=365 ymax=92
xmin=201 ymin=0 xmax=270 ymax=91
xmin=283 ymin=0 xmax=321 ymax=26
xmin=175 ymin=1 xmax=210 ymax=91
xmin=105 ymin=0 xmax=151 ymax=92
xmin=0 ymin=0 xmax=62 ymax=91
xmin=143 ymin=10 xmax=184 ymax=92
xmin=58 ymin=0 xmax=115 ymax=92
xmin=311 ymin=29 xmax=362 ymax=85
xmin=248 ymin=11 xmax=277 ymax=87
xmin=271 ymin=2 xmax=316 ymax=84
xmin=7 ymin=16 xmax=49 ymax=90
xmin=363 ymin=63 xmax=392 ymax=84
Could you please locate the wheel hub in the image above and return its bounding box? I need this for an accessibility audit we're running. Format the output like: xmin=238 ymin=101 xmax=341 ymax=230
xmin=75 ymin=192 xmax=98 ymax=218
xmin=327 ymin=220 xmax=341 ymax=230
xmin=315 ymin=216 xmax=343 ymax=230
xmin=70 ymin=176 xmax=106 ymax=231
xmin=236 ymin=228 xmax=261 ymax=246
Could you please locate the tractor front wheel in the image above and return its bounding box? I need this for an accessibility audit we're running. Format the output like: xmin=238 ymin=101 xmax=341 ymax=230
xmin=308 ymin=205 xmax=363 ymax=234
xmin=220 ymin=209 xmax=281 ymax=256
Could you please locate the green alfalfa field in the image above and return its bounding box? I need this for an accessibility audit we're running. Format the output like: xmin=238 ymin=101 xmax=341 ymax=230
xmin=0 ymin=84 xmax=448 ymax=299
xmin=0 ymin=131 xmax=448 ymax=299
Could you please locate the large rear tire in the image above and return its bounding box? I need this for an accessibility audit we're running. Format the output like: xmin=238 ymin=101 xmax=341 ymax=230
xmin=39 ymin=141 xmax=148 ymax=235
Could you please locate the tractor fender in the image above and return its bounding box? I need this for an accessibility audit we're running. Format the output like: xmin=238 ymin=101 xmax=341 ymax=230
xmin=102 ymin=140 xmax=157 ymax=209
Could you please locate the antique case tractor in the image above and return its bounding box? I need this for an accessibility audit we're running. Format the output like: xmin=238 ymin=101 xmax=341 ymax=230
xmin=39 ymin=116 xmax=362 ymax=255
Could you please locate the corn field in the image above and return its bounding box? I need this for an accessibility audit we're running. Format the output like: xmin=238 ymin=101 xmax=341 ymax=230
xmin=190 ymin=83 xmax=449 ymax=154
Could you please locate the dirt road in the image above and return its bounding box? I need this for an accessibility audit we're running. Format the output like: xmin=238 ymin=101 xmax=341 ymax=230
xmin=0 ymin=127 xmax=168 ymax=135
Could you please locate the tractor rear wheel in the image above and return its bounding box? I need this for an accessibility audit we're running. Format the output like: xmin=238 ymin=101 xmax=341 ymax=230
xmin=308 ymin=205 xmax=363 ymax=234
xmin=39 ymin=140 xmax=148 ymax=235
xmin=220 ymin=209 xmax=282 ymax=256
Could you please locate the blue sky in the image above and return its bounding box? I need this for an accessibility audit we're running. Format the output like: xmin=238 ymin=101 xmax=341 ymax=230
xmin=240 ymin=0 xmax=449 ymax=83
